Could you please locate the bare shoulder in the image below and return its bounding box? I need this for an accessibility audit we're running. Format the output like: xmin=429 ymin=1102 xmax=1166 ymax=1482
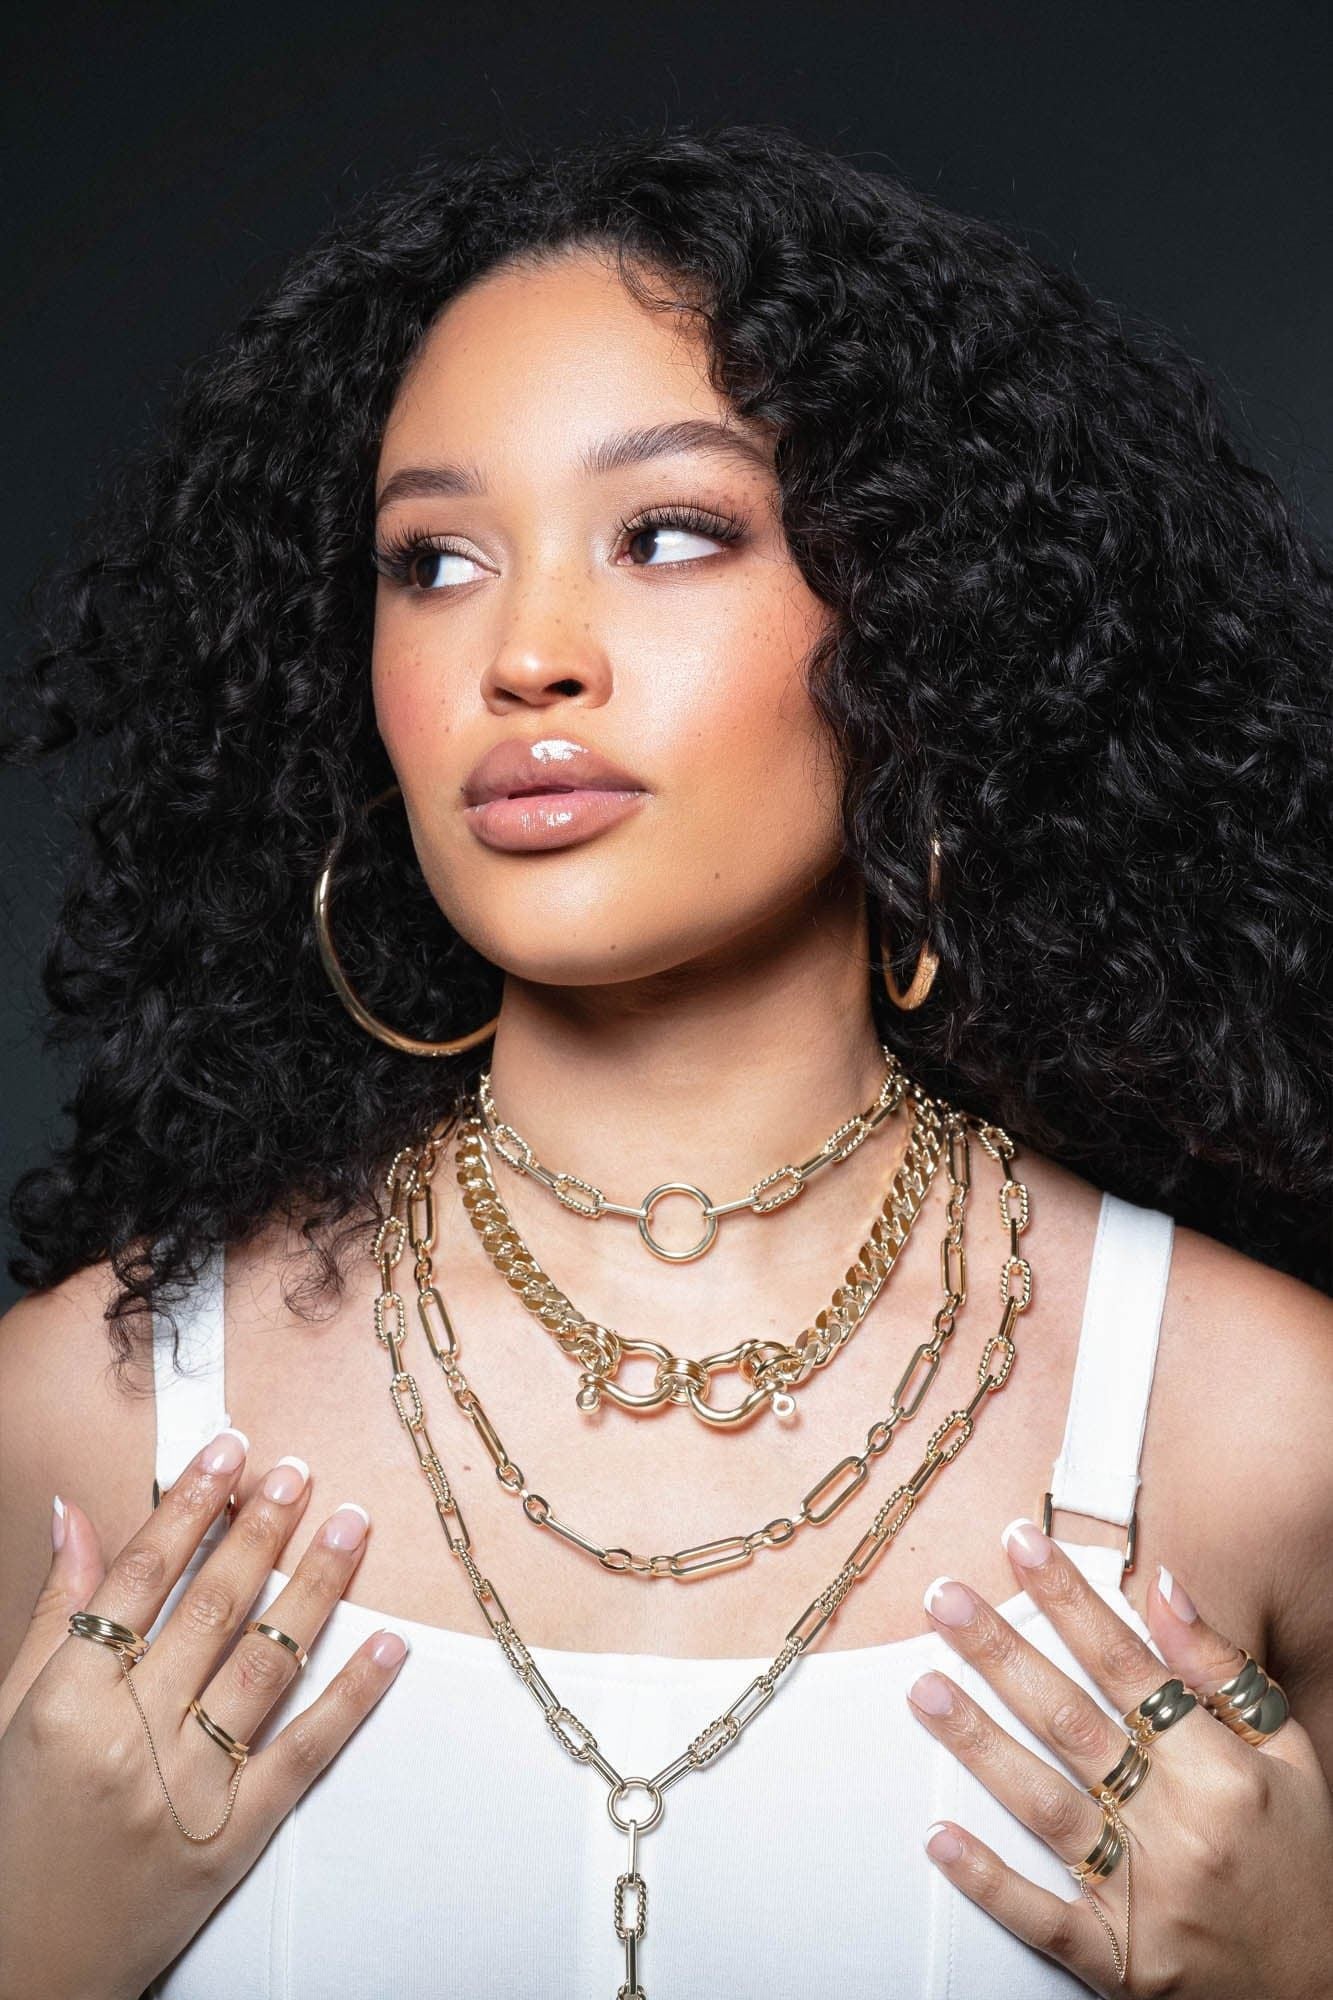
xmin=0 ymin=1259 xmax=157 ymax=1684
xmin=1144 ymin=1218 xmax=1333 ymax=1695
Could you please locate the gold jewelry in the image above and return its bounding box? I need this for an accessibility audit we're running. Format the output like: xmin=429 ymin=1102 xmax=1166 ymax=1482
xmin=880 ymin=837 xmax=942 ymax=1011
xmin=66 ymin=1612 xmax=246 ymax=1841
xmin=454 ymin=1081 xmax=968 ymax=1429
xmin=188 ymin=1696 xmax=251 ymax=1762
xmin=67 ymin=1609 xmax=149 ymax=1664
xmin=1093 ymin=1734 xmax=1152 ymax=1808
xmin=372 ymin=1101 xmax=1032 ymax=1995
xmin=1069 ymin=1794 xmax=1134 ymax=1986
xmin=1123 ymin=1675 xmax=1197 ymax=1745
xmin=313 ymin=781 xmax=499 ymax=1056
xmin=478 ymin=1047 xmax=906 ymax=1263
xmin=243 ymin=1619 xmax=310 ymax=1668
xmin=1196 ymin=1652 xmax=1291 ymax=1744
xmin=403 ymin=1115 xmax=1023 ymax=1581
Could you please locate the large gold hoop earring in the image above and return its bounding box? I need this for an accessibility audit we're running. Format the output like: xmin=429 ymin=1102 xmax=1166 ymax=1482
xmin=880 ymin=835 xmax=942 ymax=1012
xmin=313 ymin=782 xmax=499 ymax=1057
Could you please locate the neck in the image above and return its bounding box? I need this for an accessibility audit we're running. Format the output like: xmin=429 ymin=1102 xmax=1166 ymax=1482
xmin=482 ymin=870 xmax=890 ymax=1203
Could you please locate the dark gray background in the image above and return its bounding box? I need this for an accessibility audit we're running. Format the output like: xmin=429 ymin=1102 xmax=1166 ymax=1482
xmin=3 ymin=0 xmax=1329 ymax=1312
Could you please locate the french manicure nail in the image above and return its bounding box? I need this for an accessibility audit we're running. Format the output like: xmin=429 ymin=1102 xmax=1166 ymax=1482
xmin=1002 ymin=1516 xmax=1053 ymax=1567
xmin=926 ymin=1821 xmax=965 ymax=1863
xmin=323 ymin=1501 xmax=371 ymax=1550
xmin=924 ymin=1576 xmax=976 ymax=1627
xmin=909 ymin=1670 xmax=954 ymax=1715
xmin=1157 ymin=1563 xmax=1198 ymax=1622
xmin=201 ymin=1427 xmax=250 ymax=1474
xmin=262 ymin=1456 xmax=310 ymax=1504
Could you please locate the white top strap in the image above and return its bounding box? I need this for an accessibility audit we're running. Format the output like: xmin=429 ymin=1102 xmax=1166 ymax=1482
xmin=152 ymin=1243 xmax=230 ymax=1497
xmin=1048 ymin=1191 xmax=1174 ymax=1531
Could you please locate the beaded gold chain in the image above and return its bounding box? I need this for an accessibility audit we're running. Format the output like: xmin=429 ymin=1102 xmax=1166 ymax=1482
xmin=455 ymin=1073 xmax=948 ymax=1429
xmin=371 ymin=1101 xmax=1032 ymax=1997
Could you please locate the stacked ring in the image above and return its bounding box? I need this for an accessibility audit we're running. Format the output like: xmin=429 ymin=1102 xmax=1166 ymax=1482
xmin=188 ymin=1696 xmax=250 ymax=1764
xmin=67 ymin=1610 xmax=150 ymax=1664
xmin=1197 ymin=1652 xmax=1290 ymax=1745
xmin=1069 ymin=1802 xmax=1126 ymax=1884
xmin=1124 ymin=1675 xmax=1197 ymax=1745
xmin=1093 ymin=1734 xmax=1152 ymax=1809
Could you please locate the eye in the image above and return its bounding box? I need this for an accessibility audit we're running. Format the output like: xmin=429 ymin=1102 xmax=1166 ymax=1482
xmin=371 ymin=532 xmax=481 ymax=592
xmin=618 ymin=504 xmax=744 ymax=568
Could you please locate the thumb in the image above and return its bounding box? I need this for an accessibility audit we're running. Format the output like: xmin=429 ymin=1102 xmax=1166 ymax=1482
xmin=1148 ymin=1560 xmax=1303 ymax=1766
xmin=0 ymin=1495 xmax=107 ymax=1733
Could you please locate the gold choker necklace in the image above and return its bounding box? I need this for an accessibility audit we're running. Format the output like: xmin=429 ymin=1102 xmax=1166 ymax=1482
xmin=455 ymin=1075 xmax=946 ymax=1428
xmin=478 ymin=1045 xmax=904 ymax=1262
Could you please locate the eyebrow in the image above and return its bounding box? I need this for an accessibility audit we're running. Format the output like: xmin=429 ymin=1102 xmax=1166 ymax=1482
xmin=374 ymin=418 xmax=774 ymax=515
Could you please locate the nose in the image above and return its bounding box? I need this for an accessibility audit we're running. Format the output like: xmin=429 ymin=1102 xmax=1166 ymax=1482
xmin=479 ymin=601 xmax=612 ymax=714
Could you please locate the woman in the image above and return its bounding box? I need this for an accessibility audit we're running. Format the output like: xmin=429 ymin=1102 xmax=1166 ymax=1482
xmin=0 ymin=121 xmax=1329 ymax=1998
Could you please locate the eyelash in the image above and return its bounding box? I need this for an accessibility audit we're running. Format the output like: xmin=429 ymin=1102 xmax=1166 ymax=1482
xmin=370 ymin=502 xmax=745 ymax=590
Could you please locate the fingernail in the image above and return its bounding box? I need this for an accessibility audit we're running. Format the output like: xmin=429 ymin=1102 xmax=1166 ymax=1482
xmin=1157 ymin=1563 xmax=1198 ymax=1623
xmin=926 ymin=1821 xmax=965 ymax=1863
xmin=323 ymin=1501 xmax=371 ymax=1550
xmin=909 ymin=1670 xmax=955 ymax=1716
xmin=370 ymin=1630 xmax=408 ymax=1668
xmin=262 ymin=1456 xmax=310 ymax=1504
xmin=1002 ymin=1516 xmax=1053 ymax=1567
xmin=924 ymin=1576 xmax=976 ymax=1627
xmin=52 ymin=1493 xmax=66 ymax=1552
xmin=201 ymin=1427 xmax=250 ymax=1474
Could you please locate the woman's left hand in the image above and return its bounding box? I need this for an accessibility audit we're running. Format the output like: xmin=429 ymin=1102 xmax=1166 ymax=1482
xmin=906 ymin=1516 xmax=1333 ymax=1996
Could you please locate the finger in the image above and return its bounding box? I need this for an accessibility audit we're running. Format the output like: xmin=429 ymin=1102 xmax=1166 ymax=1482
xmin=920 ymin=1574 xmax=1132 ymax=1795
xmin=920 ymin=1817 xmax=1108 ymax=1993
xmin=907 ymin=1667 xmax=1108 ymax=1867
xmin=1000 ymin=1516 xmax=1215 ymax=1735
xmin=71 ymin=1427 xmax=251 ymax=1671
xmin=1149 ymin=1562 xmax=1312 ymax=1772
xmin=245 ymin=1623 xmax=410 ymax=1823
xmin=182 ymin=1496 xmax=376 ymax=1746
xmin=137 ymin=1454 xmax=317 ymax=1703
xmin=0 ymin=1495 xmax=107 ymax=1732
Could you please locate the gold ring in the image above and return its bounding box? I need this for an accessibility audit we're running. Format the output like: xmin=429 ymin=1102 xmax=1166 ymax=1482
xmin=243 ymin=1619 xmax=309 ymax=1669
xmin=188 ymin=1696 xmax=250 ymax=1764
xmin=1092 ymin=1733 xmax=1152 ymax=1808
xmin=1068 ymin=1801 xmax=1126 ymax=1883
xmin=1196 ymin=1651 xmax=1291 ymax=1745
xmin=1124 ymin=1674 xmax=1197 ymax=1745
xmin=67 ymin=1610 xmax=150 ymax=1664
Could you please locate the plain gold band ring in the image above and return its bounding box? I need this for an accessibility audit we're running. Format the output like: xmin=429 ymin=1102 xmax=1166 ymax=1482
xmin=1069 ymin=1802 xmax=1126 ymax=1883
xmin=243 ymin=1619 xmax=309 ymax=1669
xmin=67 ymin=1610 xmax=150 ymax=1664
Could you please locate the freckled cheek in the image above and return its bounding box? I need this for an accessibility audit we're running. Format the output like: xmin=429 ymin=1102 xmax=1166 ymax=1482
xmin=371 ymin=642 xmax=458 ymax=768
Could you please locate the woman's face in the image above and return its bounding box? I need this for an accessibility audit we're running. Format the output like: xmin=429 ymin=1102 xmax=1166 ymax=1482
xmin=371 ymin=246 xmax=848 ymax=990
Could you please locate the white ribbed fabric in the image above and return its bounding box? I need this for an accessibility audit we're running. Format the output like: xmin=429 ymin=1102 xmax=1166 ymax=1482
xmin=142 ymin=1191 xmax=1174 ymax=1999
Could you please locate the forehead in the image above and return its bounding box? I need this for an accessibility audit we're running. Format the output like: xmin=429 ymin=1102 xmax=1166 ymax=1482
xmin=379 ymin=249 xmax=739 ymax=464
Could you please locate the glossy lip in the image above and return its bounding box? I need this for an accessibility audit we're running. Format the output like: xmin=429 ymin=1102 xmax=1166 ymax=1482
xmin=462 ymin=735 xmax=650 ymax=853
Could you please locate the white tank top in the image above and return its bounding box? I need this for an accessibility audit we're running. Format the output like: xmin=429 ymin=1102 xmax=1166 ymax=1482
xmin=141 ymin=1190 xmax=1173 ymax=1998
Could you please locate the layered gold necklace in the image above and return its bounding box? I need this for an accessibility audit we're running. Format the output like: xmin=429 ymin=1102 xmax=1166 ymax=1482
xmin=369 ymin=1081 xmax=1033 ymax=1997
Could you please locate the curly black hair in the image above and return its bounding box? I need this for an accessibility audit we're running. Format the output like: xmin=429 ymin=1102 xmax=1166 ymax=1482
xmin=5 ymin=117 xmax=1330 ymax=1380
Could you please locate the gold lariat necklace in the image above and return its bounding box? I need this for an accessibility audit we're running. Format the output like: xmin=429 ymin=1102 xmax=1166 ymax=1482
xmin=371 ymin=1093 xmax=1032 ymax=1998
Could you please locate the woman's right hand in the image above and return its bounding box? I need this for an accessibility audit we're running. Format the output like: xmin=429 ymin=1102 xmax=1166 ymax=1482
xmin=0 ymin=1429 xmax=409 ymax=2000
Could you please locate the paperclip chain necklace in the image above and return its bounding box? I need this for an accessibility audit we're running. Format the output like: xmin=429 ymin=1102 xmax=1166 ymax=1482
xmin=371 ymin=1101 xmax=1032 ymax=1997
xmin=477 ymin=1044 xmax=904 ymax=1261
xmin=455 ymin=1074 xmax=946 ymax=1428
xmin=396 ymin=1103 xmax=990 ymax=1581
